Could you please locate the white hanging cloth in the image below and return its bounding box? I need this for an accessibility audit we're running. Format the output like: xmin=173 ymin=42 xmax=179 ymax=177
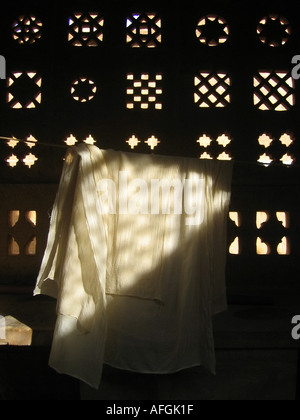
xmin=34 ymin=144 xmax=233 ymax=389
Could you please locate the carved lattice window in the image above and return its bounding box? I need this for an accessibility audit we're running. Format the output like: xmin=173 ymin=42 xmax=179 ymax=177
xmin=228 ymin=211 xmax=291 ymax=256
xmin=126 ymin=73 xmax=163 ymax=109
xmin=195 ymin=15 xmax=229 ymax=46
xmin=8 ymin=210 xmax=37 ymax=256
xmin=257 ymin=132 xmax=295 ymax=166
xmin=5 ymin=135 xmax=38 ymax=168
xmin=196 ymin=134 xmax=232 ymax=160
xmin=71 ymin=78 xmax=97 ymax=102
xmin=253 ymin=71 xmax=295 ymax=111
xmin=7 ymin=72 xmax=42 ymax=109
xmin=256 ymin=211 xmax=290 ymax=255
xmin=64 ymin=134 xmax=97 ymax=146
xmin=257 ymin=14 xmax=291 ymax=47
xmin=126 ymin=134 xmax=160 ymax=150
xmin=126 ymin=12 xmax=162 ymax=48
xmin=68 ymin=12 xmax=104 ymax=47
xmin=194 ymin=72 xmax=231 ymax=108
xmin=12 ymin=15 xmax=42 ymax=45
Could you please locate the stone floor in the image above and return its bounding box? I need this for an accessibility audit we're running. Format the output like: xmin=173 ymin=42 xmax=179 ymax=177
xmin=0 ymin=292 xmax=299 ymax=400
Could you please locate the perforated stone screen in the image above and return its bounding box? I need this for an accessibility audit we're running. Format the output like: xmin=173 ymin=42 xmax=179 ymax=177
xmin=0 ymin=0 xmax=299 ymax=296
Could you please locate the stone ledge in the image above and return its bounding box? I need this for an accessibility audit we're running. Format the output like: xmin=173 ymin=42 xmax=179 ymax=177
xmin=0 ymin=316 xmax=32 ymax=346
xmin=0 ymin=293 xmax=56 ymax=346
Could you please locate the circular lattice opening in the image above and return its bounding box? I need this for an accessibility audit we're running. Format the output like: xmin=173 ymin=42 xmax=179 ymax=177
xmin=71 ymin=78 xmax=97 ymax=102
xmin=257 ymin=14 xmax=291 ymax=47
xmin=195 ymin=15 xmax=229 ymax=46
xmin=12 ymin=15 xmax=42 ymax=45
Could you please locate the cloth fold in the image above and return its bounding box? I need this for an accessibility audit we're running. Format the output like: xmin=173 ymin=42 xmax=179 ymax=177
xmin=34 ymin=144 xmax=233 ymax=388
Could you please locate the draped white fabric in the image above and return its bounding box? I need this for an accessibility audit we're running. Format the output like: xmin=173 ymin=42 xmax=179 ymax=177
xmin=34 ymin=144 xmax=232 ymax=388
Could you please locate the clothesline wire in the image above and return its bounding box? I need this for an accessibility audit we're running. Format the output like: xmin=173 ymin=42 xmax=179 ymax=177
xmin=0 ymin=135 xmax=299 ymax=169
xmin=0 ymin=135 xmax=68 ymax=149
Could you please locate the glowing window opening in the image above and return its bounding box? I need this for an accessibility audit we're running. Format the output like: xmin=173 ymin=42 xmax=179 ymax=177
xmin=9 ymin=211 xmax=20 ymax=228
xmin=126 ymin=12 xmax=162 ymax=48
xmin=229 ymin=237 xmax=240 ymax=255
xmin=25 ymin=211 xmax=37 ymax=227
xmin=253 ymin=72 xmax=295 ymax=111
xmin=257 ymin=132 xmax=295 ymax=166
xmin=194 ymin=72 xmax=231 ymax=108
xmin=8 ymin=237 xmax=20 ymax=256
xmin=195 ymin=15 xmax=229 ymax=46
xmin=197 ymin=133 xmax=232 ymax=160
xmin=256 ymin=211 xmax=290 ymax=255
xmin=7 ymin=72 xmax=42 ymax=109
xmin=68 ymin=12 xmax=104 ymax=47
xmin=126 ymin=73 xmax=163 ymax=110
xmin=145 ymin=135 xmax=160 ymax=150
xmin=6 ymin=154 xmax=19 ymax=168
xmin=126 ymin=135 xmax=141 ymax=149
xmin=71 ymin=78 xmax=97 ymax=102
xmin=12 ymin=15 xmax=42 ymax=45
xmin=256 ymin=237 xmax=271 ymax=255
xmin=25 ymin=236 xmax=37 ymax=256
xmin=257 ymin=14 xmax=291 ymax=47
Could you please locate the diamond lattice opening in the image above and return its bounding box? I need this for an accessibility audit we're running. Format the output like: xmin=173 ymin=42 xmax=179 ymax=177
xmin=194 ymin=72 xmax=231 ymax=108
xmin=253 ymin=72 xmax=295 ymax=111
